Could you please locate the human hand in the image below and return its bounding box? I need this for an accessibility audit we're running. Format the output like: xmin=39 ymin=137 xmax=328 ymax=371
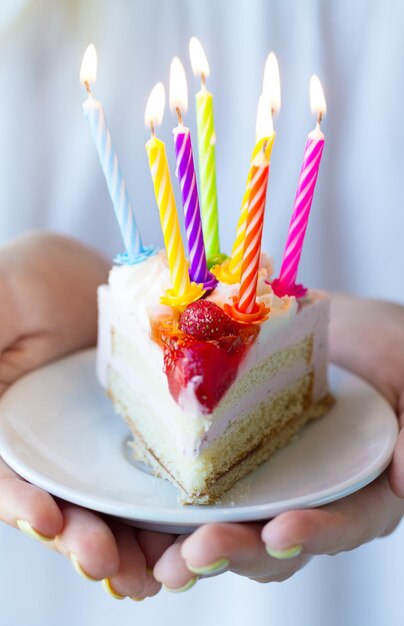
xmin=152 ymin=294 xmax=404 ymax=590
xmin=0 ymin=232 xmax=109 ymax=393
xmin=0 ymin=232 xmax=177 ymax=599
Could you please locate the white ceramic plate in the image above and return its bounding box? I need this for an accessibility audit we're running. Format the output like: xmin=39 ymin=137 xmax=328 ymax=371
xmin=0 ymin=349 xmax=398 ymax=533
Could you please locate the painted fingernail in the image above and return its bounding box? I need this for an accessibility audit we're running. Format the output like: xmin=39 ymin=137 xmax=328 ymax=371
xmin=16 ymin=519 xmax=55 ymax=543
xmin=130 ymin=597 xmax=145 ymax=602
xmin=101 ymin=578 xmax=125 ymax=600
xmin=70 ymin=552 xmax=99 ymax=581
xmin=186 ymin=558 xmax=230 ymax=575
xmin=162 ymin=576 xmax=199 ymax=593
xmin=146 ymin=567 xmax=154 ymax=576
xmin=265 ymin=544 xmax=303 ymax=559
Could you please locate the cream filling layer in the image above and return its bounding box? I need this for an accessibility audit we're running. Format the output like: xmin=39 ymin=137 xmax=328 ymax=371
xmin=110 ymin=353 xmax=311 ymax=457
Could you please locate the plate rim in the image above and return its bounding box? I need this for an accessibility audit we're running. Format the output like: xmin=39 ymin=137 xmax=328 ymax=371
xmin=0 ymin=349 xmax=398 ymax=527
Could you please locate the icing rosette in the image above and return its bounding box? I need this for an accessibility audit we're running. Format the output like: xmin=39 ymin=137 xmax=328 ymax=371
xmin=210 ymin=259 xmax=240 ymax=285
xmin=207 ymin=252 xmax=229 ymax=270
xmin=224 ymin=296 xmax=270 ymax=325
xmin=114 ymin=245 xmax=159 ymax=266
xmin=201 ymin=271 xmax=219 ymax=292
xmin=270 ymin=278 xmax=308 ymax=300
xmin=160 ymin=281 xmax=205 ymax=312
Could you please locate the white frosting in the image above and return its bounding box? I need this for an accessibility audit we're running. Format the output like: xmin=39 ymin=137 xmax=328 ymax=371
xmin=108 ymin=251 xmax=177 ymax=334
xmin=96 ymin=285 xmax=112 ymax=389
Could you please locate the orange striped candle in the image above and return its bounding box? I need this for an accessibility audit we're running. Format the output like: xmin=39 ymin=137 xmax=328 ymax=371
xmin=238 ymin=160 xmax=270 ymax=313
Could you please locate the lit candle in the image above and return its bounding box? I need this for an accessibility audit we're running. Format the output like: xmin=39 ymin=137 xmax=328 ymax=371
xmin=214 ymin=52 xmax=280 ymax=284
xmin=169 ymin=57 xmax=217 ymax=291
xmin=189 ymin=37 xmax=223 ymax=263
xmin=144 ymin=83 xmax=204 ymax=310
xmin=80 ymin=44 xmax=155 ymax=264
xmin=273 ymin=75 xmax=326 ymax=298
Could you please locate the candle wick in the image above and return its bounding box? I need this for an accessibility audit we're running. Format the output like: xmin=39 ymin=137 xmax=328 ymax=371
xmin=176 ymin=106 xmax=183 ymax=126
xmin=201 ymin=73 xmax=207 ymax=88
xmin=262 ymin=139 xmax=268 ymax=155
xmin=150 ymin=121 xmax=155 ymax=137
xmin=84 ymin=80 xmax=92 ymax=97
xmin=317 ymin=111 xmax=323 ymax=126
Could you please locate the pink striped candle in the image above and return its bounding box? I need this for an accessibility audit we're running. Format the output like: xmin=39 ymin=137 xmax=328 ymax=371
xmin=273 ymin=76 xmax=326 ymax=297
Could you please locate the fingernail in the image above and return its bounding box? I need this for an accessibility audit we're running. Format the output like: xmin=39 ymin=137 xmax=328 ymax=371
xmin=186 ymin=558 xmax=230 ymax=575
xmin=16 ymin=519 xmax=55 ymax=543
xmin=101 ymin=578 xmax=125 ymax=600
xmin=265 ymin=544 xmax=303 ymax=559
xmin=163 ymin=576 xmax=199 ymax=593
xmin=146 ymin=567 xmax=154 ymax=576
xmin=70 ymin=552 xmax=99 ymax=582
xmin=130 ymin=597 xmax=145 ymax=602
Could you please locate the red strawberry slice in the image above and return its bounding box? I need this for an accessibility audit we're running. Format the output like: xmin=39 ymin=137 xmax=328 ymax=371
xmin=164 ymin=338 xmax=246 ymax=413
xmin=179 ymin=300 xmax=237 ymax=341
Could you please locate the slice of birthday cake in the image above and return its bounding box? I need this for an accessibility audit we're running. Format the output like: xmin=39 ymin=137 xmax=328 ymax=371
xmin=97 ymin=249 xmax=333 ymax=505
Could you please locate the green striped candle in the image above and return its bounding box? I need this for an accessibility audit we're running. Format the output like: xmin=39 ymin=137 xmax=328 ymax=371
xmin=190 ymin=37 xmax=221 ymax=261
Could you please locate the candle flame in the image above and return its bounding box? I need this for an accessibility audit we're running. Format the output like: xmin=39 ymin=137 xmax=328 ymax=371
xmin=169 ymin=57 xmax=188 ymax=115
xmin=80 ymin=44 xmax=97 ymax=85
xmin=145 ymin=82 xmax=165 ymax=129
xmin=189 ymin=37 xmax=210 ymax=80
xmin=262 ymin=52 xmax=281 ymax=115
xmin=256 ymin=94 xmax=274 ymax=141
xmin=310 ymin=75 xmax=326 ymax=118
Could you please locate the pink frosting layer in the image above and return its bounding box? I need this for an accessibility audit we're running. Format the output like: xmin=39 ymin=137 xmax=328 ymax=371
xmin=196 ymin=292 xmax=330 ymax=454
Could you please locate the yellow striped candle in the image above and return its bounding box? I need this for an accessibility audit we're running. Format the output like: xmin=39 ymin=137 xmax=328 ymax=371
xmin=213 ymin=52 xmax=281 ymax=284
xmin=146 ymin=136 xmax=190 ymax=295
xmin=145 ymin=84 xmax=204 ymax=310
xmin=213 ymin=97 xmax=275 ymax=284
xmin=189 ymin=37 xmax=221 ymax=260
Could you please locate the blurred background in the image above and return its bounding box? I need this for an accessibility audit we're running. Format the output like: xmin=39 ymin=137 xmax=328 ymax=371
xmin=0 ymin=1 xmax=403 ymax=625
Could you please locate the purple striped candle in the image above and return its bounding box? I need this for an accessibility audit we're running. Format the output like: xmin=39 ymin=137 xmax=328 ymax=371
xmin=173 ymin=125 xmax=216 ymax=289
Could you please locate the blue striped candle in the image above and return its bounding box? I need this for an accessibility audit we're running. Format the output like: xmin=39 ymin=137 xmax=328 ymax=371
xmin=83 ymin=96 xmax=151 ymax=262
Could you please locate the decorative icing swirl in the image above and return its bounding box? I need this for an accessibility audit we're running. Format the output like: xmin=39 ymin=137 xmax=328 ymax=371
xmin=210 ymin=258 xmax=239 ymax=284
xmin=207 ymin=252 xmax=229 ymax=270
xmin=224 ymin=297 xmax=270 ymax=324
xmin=270 ymin=278 xmax=308 ymax=300
xmin=161 ymin=282 xmax=205 ymax=312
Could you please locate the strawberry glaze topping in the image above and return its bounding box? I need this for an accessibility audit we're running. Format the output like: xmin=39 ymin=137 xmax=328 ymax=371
xmin=151 ymin=300 xmax=259 ymax=414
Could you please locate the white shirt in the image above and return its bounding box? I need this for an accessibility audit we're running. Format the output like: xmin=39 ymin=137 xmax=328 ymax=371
xmin=0 ymin=1 xmax=403 ymax=625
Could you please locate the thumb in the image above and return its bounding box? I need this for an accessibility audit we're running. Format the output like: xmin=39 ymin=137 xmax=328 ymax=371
xmin=0 ymin=333 xmax=66 ymax=394
xmin=262 ymin=475 xmax=404 ymax=557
